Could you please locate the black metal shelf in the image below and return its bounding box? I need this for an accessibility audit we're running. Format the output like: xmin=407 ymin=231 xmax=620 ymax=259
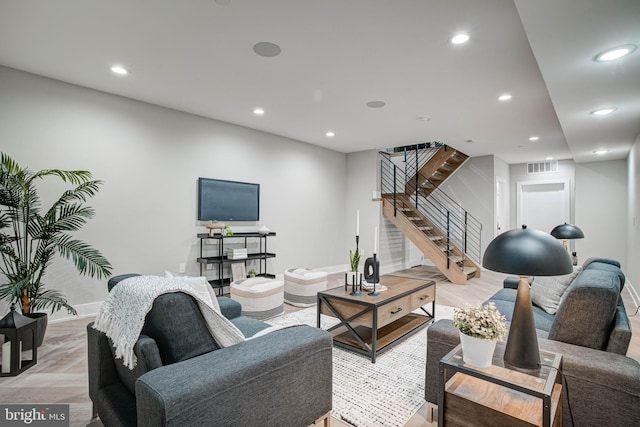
xmin=197 ymin=231 xmax=276 ymax=295
xmin=197 ymin=252 xmax=276 ymax=264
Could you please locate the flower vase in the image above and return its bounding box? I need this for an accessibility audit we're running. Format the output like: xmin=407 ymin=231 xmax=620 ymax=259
xmin=459 ymin=331 xmax=497 ymax=368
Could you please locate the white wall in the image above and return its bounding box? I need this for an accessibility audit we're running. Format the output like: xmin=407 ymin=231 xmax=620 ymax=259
xmin=627 ymin=136 xmax=640 ymax=287
xmin=440 ymin=155 xmax=495 ymax=262
xmin=0 ymin=66 xmax=348 ymax=319
xmin=575 ymin=160 xmax=627 ymax=268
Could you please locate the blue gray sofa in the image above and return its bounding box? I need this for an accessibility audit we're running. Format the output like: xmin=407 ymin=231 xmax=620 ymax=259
xmin=425 ymin=258 xmax=639 ymax=426
xmin=87 ymin=274 xmax=333 ymax=427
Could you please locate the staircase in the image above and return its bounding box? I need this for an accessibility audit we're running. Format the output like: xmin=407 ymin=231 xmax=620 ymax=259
xmin=380 ymin=144 xmax=481 ymax=284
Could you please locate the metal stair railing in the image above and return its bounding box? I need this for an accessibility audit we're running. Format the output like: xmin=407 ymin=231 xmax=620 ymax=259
xmin=379 ymin=152 xmax=482 ymax=267
xmin=389 ymin=142 xmax=444 ymax=179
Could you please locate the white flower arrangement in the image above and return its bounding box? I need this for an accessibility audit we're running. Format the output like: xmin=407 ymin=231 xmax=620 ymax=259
xmin=453 ymin=302 xmax=507 ymax=340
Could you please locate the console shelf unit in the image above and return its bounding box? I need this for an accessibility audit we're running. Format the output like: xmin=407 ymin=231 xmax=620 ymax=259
xmin=197 ymin=232 xmax=276 ymax=294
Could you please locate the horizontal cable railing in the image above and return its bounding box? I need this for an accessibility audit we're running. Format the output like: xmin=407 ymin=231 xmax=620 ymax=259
xmin=379 ymin=152 xmax=482 ymax=266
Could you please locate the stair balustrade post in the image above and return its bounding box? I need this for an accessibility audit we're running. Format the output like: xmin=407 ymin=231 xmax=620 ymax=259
xmin=447 ymin=211 xmax=451 ymax=269
xmin=393 ymin=165 xmax=397 ymax=216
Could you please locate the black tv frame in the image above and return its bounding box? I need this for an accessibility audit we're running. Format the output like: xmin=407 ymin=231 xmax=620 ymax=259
xmin=197 ymin=178 xmax=260 ymax=222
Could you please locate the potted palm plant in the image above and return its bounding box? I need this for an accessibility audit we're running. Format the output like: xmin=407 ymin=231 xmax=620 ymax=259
xmin=0 ymin=152 xmax=112 ymax=348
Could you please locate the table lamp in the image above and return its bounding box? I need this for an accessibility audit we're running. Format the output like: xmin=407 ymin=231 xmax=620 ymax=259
xmin=550 ymin=222 xmax=584 ymax=250
xmin=482 ymin=225 xmax=573 ymax=371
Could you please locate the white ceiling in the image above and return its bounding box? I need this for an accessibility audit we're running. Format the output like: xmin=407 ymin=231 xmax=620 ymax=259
xmin=0 ymin=0 xmax=638 ymax=164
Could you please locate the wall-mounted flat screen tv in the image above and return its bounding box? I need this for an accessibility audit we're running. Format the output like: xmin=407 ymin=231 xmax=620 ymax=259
xmin=197 ymin=178 xmax=260 ymax=221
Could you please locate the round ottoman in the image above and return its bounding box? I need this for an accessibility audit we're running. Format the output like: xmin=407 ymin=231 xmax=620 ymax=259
xmin=284 ymin=268 xmax=328 ymax=307
xmin=230 ymin=277 xmax=284 ymax=320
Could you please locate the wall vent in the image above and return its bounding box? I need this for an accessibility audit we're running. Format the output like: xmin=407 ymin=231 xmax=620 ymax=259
xmin=527 ymin=160 xmax=558 ymax=174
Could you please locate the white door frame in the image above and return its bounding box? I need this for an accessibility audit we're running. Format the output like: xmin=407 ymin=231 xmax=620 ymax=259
xmin=495 ymin=176 xmax=508 ymax=236
xmin=516 ymin=178 xmax=570 ymax=229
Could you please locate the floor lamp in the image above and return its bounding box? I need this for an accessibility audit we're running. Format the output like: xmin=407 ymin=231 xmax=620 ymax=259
xmin=550 ymin=222 xmax=584 ymax=251
xmin=482 ymin=225 xmax=573 ymax=371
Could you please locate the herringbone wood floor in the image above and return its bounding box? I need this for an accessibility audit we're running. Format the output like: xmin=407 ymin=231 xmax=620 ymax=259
xmin=0 ymin=267 xmax=637 ymax=427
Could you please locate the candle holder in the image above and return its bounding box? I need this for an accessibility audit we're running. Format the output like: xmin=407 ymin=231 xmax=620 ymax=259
xmin=0 ymin=303 xmax=38 ymax=377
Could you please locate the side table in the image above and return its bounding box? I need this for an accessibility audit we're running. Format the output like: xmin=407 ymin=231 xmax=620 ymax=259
xmin=438 ymin=342 xmax=562 ymax=427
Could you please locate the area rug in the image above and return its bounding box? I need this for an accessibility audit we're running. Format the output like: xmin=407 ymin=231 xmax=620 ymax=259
xmin=266 ymin=305 xmax=454 ymax=427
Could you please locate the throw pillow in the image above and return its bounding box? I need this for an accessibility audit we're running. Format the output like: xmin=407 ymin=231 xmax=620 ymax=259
xmin=530 ymin=266 xmax=582 ymax=314
xmin=164 ymin=271 xmax=221 ymax=313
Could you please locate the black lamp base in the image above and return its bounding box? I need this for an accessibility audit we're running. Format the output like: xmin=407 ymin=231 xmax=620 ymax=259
xmin=503 ymin=276 xmax=541 ymax=371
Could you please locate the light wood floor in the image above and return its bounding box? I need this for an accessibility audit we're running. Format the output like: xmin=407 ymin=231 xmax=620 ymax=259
xmin=0 ymin=266 xmax=637 ymax=427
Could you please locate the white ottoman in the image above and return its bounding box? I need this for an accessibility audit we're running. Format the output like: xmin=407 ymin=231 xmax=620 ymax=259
xmin=230 ymin=277 xmax=284 ymax=320
xmin=284 ymin=268 xmax=328 ymax=307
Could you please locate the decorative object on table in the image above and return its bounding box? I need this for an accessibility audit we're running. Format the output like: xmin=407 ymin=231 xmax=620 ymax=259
xmin=248 ymin=268 xmax=256 ymax=278
xmin=0 ymin=153 xmax=112 ymax=349
xmin=205 ymin=220 xmax=225 ymax=236
xmin=482 ymin=224 xmax=572 ymax=371
xmin=224 ymin=225 xmax=234 ymax=236
xmin=0 ymin=303 xmax=38 ymax=376
xmin=452 ymin=302 xmax=507 ymax=368
xmin=231 ymin=262 xmax=246 ymax=282
xmin=258 ymin=224 xmax=270 ymax=235
xmin=550 ymin=222 xmax=584 ymax=251
xmin=346 ymin=210 xmax=362 ymax=296
xmin=366 ymin=225 xmax=381 ymax=296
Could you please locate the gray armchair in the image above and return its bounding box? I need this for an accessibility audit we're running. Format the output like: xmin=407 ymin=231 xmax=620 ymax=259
xmin=88 ymin=274 xmax=333 ymax=427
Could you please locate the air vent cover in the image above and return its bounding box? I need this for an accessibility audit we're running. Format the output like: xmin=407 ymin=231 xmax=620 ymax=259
xmin=527 ymin=160 xmax=558 ymax=174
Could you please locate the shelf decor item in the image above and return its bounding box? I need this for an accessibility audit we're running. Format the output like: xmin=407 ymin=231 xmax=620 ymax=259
xmin=453 ymin=302 xmax=507 ymax=368
xmin=205 ymin=220 xmax=225 ymax=237
xmin=0 ymin=152 xmax=112 ymax=348
xmin=482 ymin=224 xmax=572 ymax=371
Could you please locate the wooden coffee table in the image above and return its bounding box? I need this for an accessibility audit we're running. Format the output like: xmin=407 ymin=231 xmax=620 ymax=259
xmin=316 ymin=274 xmax=435 ymax=362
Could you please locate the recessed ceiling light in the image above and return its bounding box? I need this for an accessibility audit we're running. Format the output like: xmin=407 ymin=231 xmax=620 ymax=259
xmin=546 ymin=156 xmax=554 ymax=160
xmin=529 ymin=136 xmax=540 ymax=141
xmin=497 ymin=94 xmax=512 ymax=101
xmin=110 ymin=65 xmax=128 ymax=75
xmin=590 ymin=107 xmax=617 ymax=116
xmin=253 ymin=42 xmax=281 ymax=58
xmin=325 ymin=131 xmax=335 ymax=138
xmin=417 ymin=116 xmax=431 ymax=121
xmin=253 ymin=108 xmax=265 ymax=116
xmin=366 ymin=101 xmax=386 ymax=108
xmin=594 ymin=149 xmax=609 ymax=155
xmin=594 ymin=44 xmax=637 ymax=62
xmin=450 ymin=33 xmax=469 ymax=45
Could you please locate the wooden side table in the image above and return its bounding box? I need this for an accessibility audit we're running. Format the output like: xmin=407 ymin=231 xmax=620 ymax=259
xmin=438 ymin=342 xmax=562 ymax=427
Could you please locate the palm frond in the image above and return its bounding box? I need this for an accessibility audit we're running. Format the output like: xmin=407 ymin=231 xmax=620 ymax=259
xmin=56 ymin=235 xmax=112 ymax=279
xmin=28 ymin=288 xmax=77 ymax=315
xmin=32 ymin=169 xmax=92 ymax=186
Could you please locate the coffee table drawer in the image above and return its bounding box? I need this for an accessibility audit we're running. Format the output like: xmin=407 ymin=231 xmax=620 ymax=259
xmin=377 ymin=294 xmax=413 ymax=328
xmin=410 ymin=286 xmax=435 ymax=310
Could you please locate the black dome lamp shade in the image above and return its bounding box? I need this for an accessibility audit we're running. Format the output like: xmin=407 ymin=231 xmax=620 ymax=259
xmin=550 ymin=223 xmax=584 ymax=250
xmin=482 ymin=225 xmax=573 ymax=370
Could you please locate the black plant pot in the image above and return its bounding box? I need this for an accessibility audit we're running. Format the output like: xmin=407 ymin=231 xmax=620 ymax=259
xmin=22 ymin=313 xmax=48 ymax=350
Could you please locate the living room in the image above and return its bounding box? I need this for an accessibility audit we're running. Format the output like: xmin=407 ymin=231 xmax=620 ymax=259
xmin=1 ymin=1 xmax=639 ymax=426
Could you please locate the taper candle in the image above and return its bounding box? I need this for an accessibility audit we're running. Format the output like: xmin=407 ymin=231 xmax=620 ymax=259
xmin=373 ymin=226 xmax=378 ymax=254
xmin=356 ymin=210 xmax=360 ymax=236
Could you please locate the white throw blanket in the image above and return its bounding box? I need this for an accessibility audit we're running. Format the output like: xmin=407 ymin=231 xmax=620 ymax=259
xmin=93 ymin=275 xmax=245 ymax=369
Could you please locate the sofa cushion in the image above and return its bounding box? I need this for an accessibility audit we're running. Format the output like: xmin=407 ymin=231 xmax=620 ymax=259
xmin=142 ymin=293 xmax=219 ymax=365
xmin=230 ymin=315 xmax=271 ymax=338
xmin=584 ymin=262 xmax=626 ymax=290
xmin=488 ymin=292 xmax=555 ymax=332
xmin=548 ymin=269 xmax=620 ymax=350
xmin=530 ymin=266 xmax=582 ymax=315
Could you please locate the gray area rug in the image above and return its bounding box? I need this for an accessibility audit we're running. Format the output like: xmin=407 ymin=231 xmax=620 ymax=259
xmin=266 ymin=305 xmax=454 ymax=427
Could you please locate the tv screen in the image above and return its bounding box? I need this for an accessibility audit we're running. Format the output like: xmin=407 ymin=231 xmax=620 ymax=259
xmin=197 ymin=178 xmax=260 ymax=221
